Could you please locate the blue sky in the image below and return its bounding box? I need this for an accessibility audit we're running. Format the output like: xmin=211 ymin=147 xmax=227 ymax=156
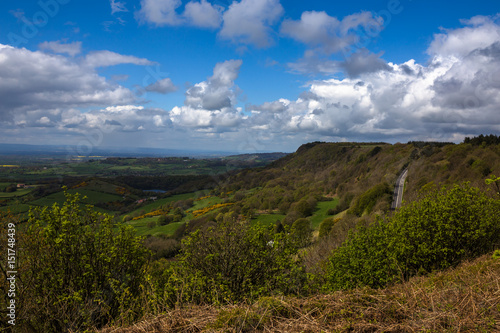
xmin=0 ymin=0 xmax=499 ymax=153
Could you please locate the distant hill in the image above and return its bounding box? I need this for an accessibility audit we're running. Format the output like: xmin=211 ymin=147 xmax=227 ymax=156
xmin=0 ymin=143 xmax=240 ymax=158
xmin=216 ymin=139 xmax=499 ymax=226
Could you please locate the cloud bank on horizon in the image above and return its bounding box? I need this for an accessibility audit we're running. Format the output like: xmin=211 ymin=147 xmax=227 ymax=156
xmin=0 ymin=0 xmax=499 ymax=153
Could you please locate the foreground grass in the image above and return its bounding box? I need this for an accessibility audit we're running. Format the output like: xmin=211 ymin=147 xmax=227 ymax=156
xmin=99 ymin=253 xmax=500 ymax=332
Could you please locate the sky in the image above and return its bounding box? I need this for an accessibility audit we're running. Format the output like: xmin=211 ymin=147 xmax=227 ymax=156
xmin=0 ymin=0 xmax=499 ymax=154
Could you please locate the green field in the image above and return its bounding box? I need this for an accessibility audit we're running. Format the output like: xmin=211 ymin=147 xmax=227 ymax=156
xmin=310 ymin=199 xmax=339 ymax=229
xmin=125 ymin=192 xmax=199 ymax=218
xmin=0 ymin=203 xmax=31 ymax=214
xmin=0 ymin=157 xmax=250 ymax=179
xmin=0 ymin=183 xmax=36 ymax=198
xmin=125 ymin=217 xmax=184 ymax=237
xmin=124 ymin=193 xmax=230 ymax=236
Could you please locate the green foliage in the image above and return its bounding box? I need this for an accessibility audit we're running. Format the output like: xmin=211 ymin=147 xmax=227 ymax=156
xmin=330 ymin=192 xmax=354 ymax=215
xmin=175 ymin=215 xmax=305 ymax=304
xmin=318 ymin=217 xmax=337 ymax=238
xmin=349 ymin=183 xmax=391 ymax=216
xmin=325 ymin=219 xmax=396 ymax=290
xmin=368 ymin=146 xmax=382 ymax=157
xmin=325 ymin=183 xmax=500 ymax=291
xmin=485 ymin=174 xmax=500 ymax=196
xmin=389 ymin=183 xmax=500 ymax=277
xmin=144 ymin=236 xmax=180 ymax=259
xmin=493 ymin=250 xmax=500 ymax=260
xmin=471 ymin=159 xmax=491 ymax=176
xmin=157 ymin=214 xmax=169 ymax=225
xmin=4 ymin=184 xmax=16 ymax=193
xmin=291 ymin=218 xmax=313 ymax=248
xmin=464 ymin=134 xmax=500 ymax=146
xmin=22 ymin=191 xmax=150 ymax=332
xmin=290 ymin=198 xmax=316 ymax=217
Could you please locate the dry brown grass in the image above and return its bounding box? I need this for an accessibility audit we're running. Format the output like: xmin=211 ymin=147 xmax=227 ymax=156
xmin=99 ymin=253 xmax=500 ymax=333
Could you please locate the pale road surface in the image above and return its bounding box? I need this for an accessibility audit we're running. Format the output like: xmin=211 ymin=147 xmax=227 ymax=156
xmin=391 ymin=168 xmax=408 ymax=210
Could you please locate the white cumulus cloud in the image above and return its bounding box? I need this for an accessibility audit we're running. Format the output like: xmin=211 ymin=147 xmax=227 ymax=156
xmin=0 ymin=44 xmax=138 ymax=120
xmin=219 ymin=0 xmax=284 ymax=48
xmin=184 ymin=0 xmax=223 ymax=28
xmin=170 ymin=59 xmax=243 ymax=131
xmin=246 ymin=15 xmax=500 ymax=143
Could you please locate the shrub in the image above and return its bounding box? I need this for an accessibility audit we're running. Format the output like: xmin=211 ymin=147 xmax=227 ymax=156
xmin=325 ymin=219 xmax=394 ymax=290
xmin=330 ymin=192 xmax=354 ymax=215
xmin=291 ymin=218 xmax=313 ymax=248
xmin=349 ymin=183 xmax=391 ymax=216
xmin=290 ymin=198 xmax=316 ymax=217
xmin=493 ymin=250 xmax=500 ymax=260
xmin=325 ymin=183 xmax=500 ymax=291
xmin=21 ymin=192 xmax=150 ymax=332
xmin=5 ymin=184 xmax=16 ymax=193
xmin=144 ymin=236 xmax=180 ymax=259
xmin=318 ymin=217 xmax=337 ymax=238
xmin=283 ymin=210 xmax=303 ymax=226
xmin=157 ymin=214 xmax=173 ymax=225
xmin=388 ymin=183 xmax=500 ymax=277
xmin=177 ymin=217 xmax=305 ymax=303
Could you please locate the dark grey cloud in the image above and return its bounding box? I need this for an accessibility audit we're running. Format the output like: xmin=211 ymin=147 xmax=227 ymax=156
xmin=104 ymin=119 xmax=122 ymax=126
xmin=247 ymin=100 xmax=288 ymax=113
xmin=340 ymin=49 xmax=392 ymax=77
xmin=400 ymin=64 xmax=416 ymax=76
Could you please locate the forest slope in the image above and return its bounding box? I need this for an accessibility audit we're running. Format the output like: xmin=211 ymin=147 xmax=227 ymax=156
xmin=216 ymin=140 xmax=500 ymax=228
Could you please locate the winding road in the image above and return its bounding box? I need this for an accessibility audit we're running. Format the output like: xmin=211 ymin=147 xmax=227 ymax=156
xmin=391 ymin=168 xmax=408 ymax=210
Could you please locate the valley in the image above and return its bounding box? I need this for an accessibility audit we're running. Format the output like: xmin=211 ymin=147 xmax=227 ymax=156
xmin=1 ymin=136 xmax=499 ymax=332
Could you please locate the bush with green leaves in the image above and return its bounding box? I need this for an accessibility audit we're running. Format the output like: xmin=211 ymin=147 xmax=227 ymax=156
xmin=325 ymin=183 xmax=500 ymax=291
xmin=318 ymin=217 xmax=337 ymax=238
xmin=175 ymin=214 xmax=305 ymax=304
xmin=388 ymin=183 xmax=500 ymax=277
xmin=330 ymin=192 xmax=354 ymax=215
xmin=157 ymin=214 xmax=173 ymax=225
xmin=4 ymin=184 xmax=16 ymax=193
xmin=291 ymin=218 xmax=313 ymax=248
xmin=349 ymin=182 xmax=391 ymax=216
xmin=22 ymin=192 xmax=150 ymax=332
